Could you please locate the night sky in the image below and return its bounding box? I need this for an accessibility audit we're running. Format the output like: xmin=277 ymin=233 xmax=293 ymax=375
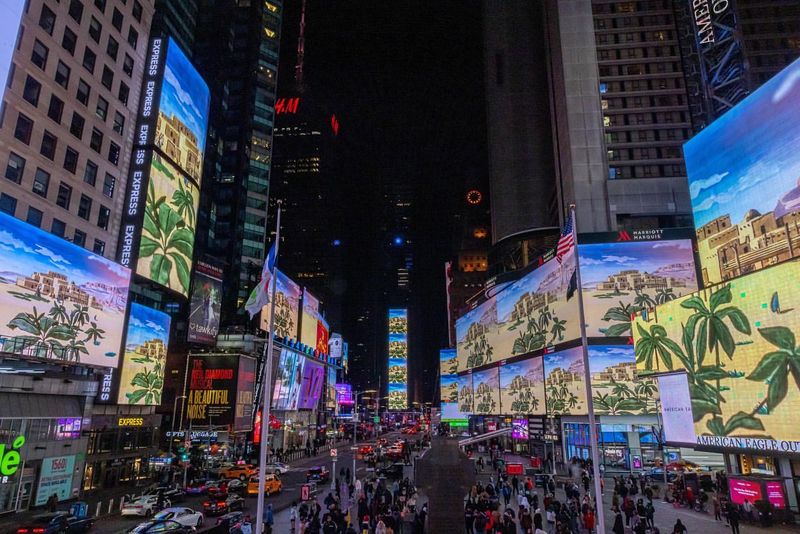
xmin=279 ymin=1 xmax=488 ymax=402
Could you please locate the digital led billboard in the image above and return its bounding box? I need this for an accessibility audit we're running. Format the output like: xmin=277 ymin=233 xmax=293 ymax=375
xmin=188 ymin=261 xmax=222 ymax=344
xmin=326 ymin=366 xmax=337 ymax=410
xmin=473 ymin=366 xmax=501 ymax=415
xmin=684 ymin=57 xmax=800 ymax=285
xmin=234 ymin=356 xmax=256 ymax=431
xmin=300 ymin=289 xmax=329 ymax=354
xmin=117 ymin=303 xmax=171 ymax=405
xmin=578 ymin=236 xmax=698 ymax=337
xmin=544 ymin=346 xmax=587 ymax=416
xmin=634 ymin=259 xmax=800 ymax=452
xmin=456 ymin=250 xmax=578 ymax=372
xmin=499 ymin=356 xmax=546 ymax=416
xmin=0 ymin=211 xmax=131 ymax=368
xmin=1 ymin=1 xmax=24 ymax=94
xmin=456 ymin=374 xmax=473 ymax=415
xmin=272 ymin=348 xmax=303 ymax=411
xmin=588 ymin=345 xmax=657 ymax=416
xmin=259 ymin=270 xmax=301 ymax=339
xmin=387 ymin=309 xmax=408 ymax=410
xmin=298 ymin=360 xmax=324 ymax=410
xmin=335 ymin=383 xmax=354 ymax=405
xmin=187 ymin=354 xmax=255 ymax=428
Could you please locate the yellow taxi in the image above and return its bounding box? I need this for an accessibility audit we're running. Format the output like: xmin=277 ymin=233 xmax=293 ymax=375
xmin=247 ymin=474 xmax=282 ymax=496
xmin=220 ymin=464 xmax=258 ymax=480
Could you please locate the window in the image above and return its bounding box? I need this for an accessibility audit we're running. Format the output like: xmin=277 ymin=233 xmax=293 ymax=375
xmin=31 ymin=40 xmax=49 ymax=69
xmin=33 ymin=168 xmax=51 ymax=197
xmin=102 ymin=173 xmax=115 ymax=197
xmin=70 ymin=112 xmax=85 ymax=138
xmin=26 ymin=207 xmax=43 ymax=228
xmin=106 ymin=36 xmax=119 ymax=60
xmin=0 ymin=194 xmax=16 ymax=216
xmin=112 ymin=8 xmax=123 ymax=31
xmin=68 ymin=0 xmax=84 ymax=22
xmin=62 ymin=27 xmax=78 ymax=55
xmin=47 ymin=95 xmax=64 ymax=123
xmin=73 ymin=229 xmax=86 ymax=248
xmin=127 ymin=27 xmax=138 ymax=49
xmin=22 ymin=76 xmax=42 ymax=106
xmin=89 ymin=17 xmax=102 ymax=43
xmin=133 ymin=0 xmax=142 ymax=21
xmin=96 ymin=96 xmax=108 ymax=120
xmin=40 ymin=131 xmax=57 ymax=160
xmin=108 ymin=141 xmax=120 ymax=165
xmin=39 ymin=4 xmax=56 ymax=35
xmin=14 ymin=114 xmax=33 ymax=144
xmin=78 ymin=194 xmax=92 ymax=219
xmin=118 ymin=82 xmax=129 ymax=105
xmin=84 ymin=160 xmax=98 ymax=185
xmin=55 ymin=60 xmax=71 ymax=88
xmin=97 ymin=205 xmax=110 ymax=229
xmin=83 ymin=48 xmax=96 ymax=73
xmin=56 ymin=183 xmax=72 ymax=209
xmin=101 ymin=66 xmax=113 ymax=89
xmin=76 ymin=79 xmax=90 ymax=105
xmin=112 ymin=111 xmax=125 ymax=134
xmin=90 ymin=128 xmax=103 ymax=153
xmin=64 ymin=147 xmax=79 ymax=173
xmin=5 ymin=153 xmax=25 ymax=183
xmin=93 ymin=239 xmax=105 ymax=255
xmin=123 ymin=54 xmax=134 ymax=77
xmin=51 ymin=219 xmax=66 ymax=237
xmin=94 ymin=0 xmax=106 ymax=13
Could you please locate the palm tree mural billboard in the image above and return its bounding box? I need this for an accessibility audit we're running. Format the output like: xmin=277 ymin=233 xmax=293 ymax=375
xmin=588 ymin=345 xmax=657 ymax=416
xmin=633 ymin=259 xmax=800 ymax=452
xmin=440 ymin=349 xmax=469 ymax=423
xmin=499 ymin=356 xmax=546 ymax=416
xmin=259 ymin=269 xmax=301 ymax=340
xmin=0 ymin=211 xmax=131 ymax=367
xmin=472 ymin=367 xmax=501 ymax=415
xmin=544 ymin=347 xmax=588 ymax=416
xmin=456 ymin=373 xmax=473 ymax=415
xmin=117 ymin=303 xmax=171 ymax=405
xmin=387 ymin=309 xmax=408 ymax=410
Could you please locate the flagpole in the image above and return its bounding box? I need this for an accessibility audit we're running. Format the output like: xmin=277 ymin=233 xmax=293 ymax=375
xmin=570 ymin=204 xmax=606 ymax=533
xmin=255 ymin=201 xmax=281 ymax=534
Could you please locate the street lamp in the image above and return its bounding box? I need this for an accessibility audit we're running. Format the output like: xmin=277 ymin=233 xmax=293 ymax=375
xmin=352 ymin=389 xmax=376 ymax=484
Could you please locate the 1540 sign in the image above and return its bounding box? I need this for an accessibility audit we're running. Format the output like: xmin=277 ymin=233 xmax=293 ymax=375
xmin=0 ymin=436 xmax=25 ymax=483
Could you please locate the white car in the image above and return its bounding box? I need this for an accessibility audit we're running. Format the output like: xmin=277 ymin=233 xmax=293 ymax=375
xmin=153 ymin=507 xmax=204 ymax=528
xmin=263 ymin=462 xmax=291 ymax=475
xmin=121 ymin=495 xmax=168 ymax=517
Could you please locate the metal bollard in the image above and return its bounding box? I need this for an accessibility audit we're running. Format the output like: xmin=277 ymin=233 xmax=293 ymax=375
xmin=95 ymin=502 xmax=102 ymax=517
xmin=108 ymin=499 xmax=114 ymax=515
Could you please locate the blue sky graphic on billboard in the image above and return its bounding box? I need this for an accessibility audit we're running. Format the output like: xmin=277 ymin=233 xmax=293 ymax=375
xmin=0 ymin=211 xmax=131 ymax=367
xmin=684 ymin=57 xmax=800 ymax=284
xmin=388 ymin=309 xmax=408 ymax=410
xmin=117 ymin=303 xmax=171 ymax=405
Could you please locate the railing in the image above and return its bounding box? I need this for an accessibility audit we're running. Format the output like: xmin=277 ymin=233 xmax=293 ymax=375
xmin=457 ymin=427 xmax=512 ymax=448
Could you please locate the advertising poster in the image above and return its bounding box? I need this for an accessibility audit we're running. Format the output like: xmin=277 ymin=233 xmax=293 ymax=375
xmin=544 ymin=346 xmax=587 ymax=416
xmin=298 ymin=360 xmax=324 ymax=410
xmin=187 ymin=354 xmax=243 ymax=426
xmin=388 ymin=383 xmax=407 ymax=411
xmin=499 ymin=356 xmax=546 ymax=416
xmin=136 ymin=153 xmax=200 ymax=296
xmin=188 ymin=261 xmax=223 ymax=344
xmin=117 ymin=303 xmax=171 ymax=405
xmin=1 ymin=0 xmax=25 ymax=93
xmin=456 ymin=374 xmax=473 ymax=415
xmin=729 ymin=478 xmax=763 ymax=506
xmin=300 ymin=289 xmax=328 ymax=352
xmin=588 ymin=345 xmax=657 ymax=416
xmin=326 ymin=366 xmax=337 ymax=410
xmin=35 ymin=455 xmax=76 ymax=506
xmin=766 ymin=481 xmax=786 ymax=509
xmin=0 ymin=211 xmax=131 ymax=368
xmin=335 ymin=384 xmax=354 ymax=405
xmin=387 ymin=309 xmax=408 ymax=410
xmin=684 ymin=58 xmax=800 ymax=285
xmin=577 ymin=237 xmax=697 ymax=337
xmin=272 ymin=348 xmax=299 ymax=410
xmin=512 ymin=419 xmax=529 ymax=440
xmin=456 ymin=251 xmax=578 ymax=372
xmin=234 ymin=356 xmax=256 ymax=431
xmin=656 ymin=373 xmax=697 ymax=446
xmin=259 ymin=270 xmax=301 ymax=339
xmin=472 ymin=367 xmax=501 ymax=415
xmin=633 ymin=259 xmax=800 ymax=452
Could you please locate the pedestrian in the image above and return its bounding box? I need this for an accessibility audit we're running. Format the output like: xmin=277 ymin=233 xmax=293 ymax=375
xmin=464 ymin=504 xmax=475 ymax=534
xmin=502 ymin=483 xmax=511 ymax=506
xmin=534 ymin=514 xmax=547 ymax=534
xmin=263 ymin=504 xmax=274 ymax=534
xmin=347 ymin=467 xmax=352 ymax=482
xmin=645 ymin=500 xmax=655 ymax=528
xmin=742 ymin=499 xmax=754 ymax=522
xmin=612 ymin=507 xmax=624 ymax=534
xmin=728 ymin=505 xmax=741 ymax=534
xmin=672 ymin=519 xmax=687 ymax=534
xmin=241 ymin=515 xmax=253 ymax=534
xmin=712 ymin=494 xmax=721 ymax=521
xmin=512 ymin=476 xmax=519 ymax=496
xmin=47 ymin=493 xmax=58 ymax=512
xmin=290 ymin=502 xmax=298 ymax=533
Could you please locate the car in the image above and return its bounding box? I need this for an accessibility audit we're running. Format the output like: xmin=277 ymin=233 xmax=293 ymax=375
xmin=122 ymin=496 xmax=168 ymax=517
xmin=246 ymin=474 xmax=282 ymax=496
xmin=215 ymin=511 xmax=244 ymax=530
xmin=305 ymin=466 xmax=330 ymax=483
xmin=358 ymin=445 xmax=374 ymax=456
xmin=144 ymin=485 xmax=185 ymax=503
xmin=17 ymin=513 xmax=94 ymax=534
xmin=219 ymin=464 xmax=257 ymax=480
xmin=205 ymin=480 xmax=229 ymax=498
xmin=126 ymin=519 xmax=195 ymax=534
xmin=184 ymin=480 xmax=207 ymax=495
xmin=377 ymin=462 xmax=404 ymax=480
xmin=202 ymin=493 xmax=244 ymax=516
xmin=262 ymin=461 xmax=291 ymax=475
xmin=225 ymin=478 xmax=247 ymax=495
xmin=152 ymin=507 xmax=204 ymax=528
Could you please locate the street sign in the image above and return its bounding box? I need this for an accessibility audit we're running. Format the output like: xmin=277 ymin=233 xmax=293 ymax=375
xmin=330 ymin=448 xmax=338 ymax=458
xmin=373 ymin=416 xmax=380 ymax=423
xmin=301 ymin=484 xmax=310 ymax=501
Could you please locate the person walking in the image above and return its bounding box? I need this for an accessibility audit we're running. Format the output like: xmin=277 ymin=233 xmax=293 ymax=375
xmin=502 ymin=483 xmax=511 ymax=507
xmin=262 ymin=504 xmax=274 ymax=534
xmin=512 ymin=475 xmax=519 ymax=496
xmin=672 ymin=519 xmax=687 ymax=534
xmin=290 ymin=502 xmax=298 ymax=533
xmin=712 ymin=494 xmax=721 ymax=521
xmin=728 ymin=506 xmax=741 ymax=534
xmin=612 ymin=507 xmax=624 ymax=534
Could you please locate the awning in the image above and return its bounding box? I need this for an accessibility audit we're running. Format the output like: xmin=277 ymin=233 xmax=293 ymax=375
xmin=0 ymin=392 xmax=82 ymax=419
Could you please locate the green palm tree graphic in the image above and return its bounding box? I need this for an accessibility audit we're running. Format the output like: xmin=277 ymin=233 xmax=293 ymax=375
xmin=633 ymin=290 xmax=656 ymax=309
xmin=602 ymin=301 xmax=640 ymax=337
xmin=126 ymin=362 xmax=164 ymax=405
xmin=635 ymin=323 xmax=682 ymax=371
xmin=549 ymin=317 xmax=566 ymax=343
xmin=655 ymin=288 xmax=676 ymax=305
xmin=682 ymin=284 xmax=751 ymax=365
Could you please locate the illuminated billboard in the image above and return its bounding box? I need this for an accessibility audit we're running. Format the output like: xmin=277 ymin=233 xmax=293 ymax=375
xmin=578 ymin=235 xmax=698 ymax=337
xmin=499 ymin=356 xmax=546 ymax=416
xmin=326 ymin=366 xmax=337 ymax=410
xmin=1 ymin=1 xmax=24 ymax=94
xmin=456 ymin=250 xmax=578 ymax=372
xmin=440 ymin=349 xmax=469 ymax=422
xmin=117 ymin=303 xmax=171 ymax=405
xmin=272 ymin=348 xmax=303 ymax=410
xmin=0 ymin=211 xmax=131 ymax=368
xmin=188 ymin=260 xmax=222 ymax=344
xmin=633 ymin=259 xmax=800 ymax=452
xmin=335 ymin=383 xmax=354 ymax=405
xmin=297 ymin=360 xmax=324 ymax=410
xmin=387 ymin=309 xmax=408 ymax=410
xmin=684 ymin=57 xmax=800 ymax=285
xmin=456 ymin=374 xmax=473 ymax=415
xmin=588 ymin=345 xmax=657 ymax=416
xmin=473 ymin=367 xmax=501 ymax=415
xmin=259 ymin=270 xmax=301 ymax=339
xmin=186 ymin=353 xmax=255 ymax=429
xmin=544 ymin=346 xmax=587 ymax=416
xmin=300 ymin=289 xmax=329 ymax=354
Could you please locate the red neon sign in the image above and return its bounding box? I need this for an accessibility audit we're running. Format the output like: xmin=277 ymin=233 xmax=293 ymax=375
xmin=331 ymin=114 xmax=339 ymax=136
xmin=275 ymin=97 xmax=300 ymax=115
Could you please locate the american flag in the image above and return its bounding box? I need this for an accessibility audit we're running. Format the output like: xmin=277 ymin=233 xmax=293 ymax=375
xmin=556 ymin=212 xmax=575 ymax=264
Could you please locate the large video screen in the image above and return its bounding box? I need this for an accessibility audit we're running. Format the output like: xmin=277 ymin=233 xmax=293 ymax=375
xmin=188 ymin=261 xmax=222 ymax=344
xmin=300 ymin=289 xmax=329 ymax=354
xmin=260 ymin=270 xmax=301 ymax=339
xmin=298 ymin=360 xmax=324 ymax=410
xmin=684 ymin=57 xmax=800 ymax=285
xmin=456 ymin=250 xmax=578 ymax=372
xmin=544 ymin=346 xmax=587 ymax=416
xmin=1 ymin=1 xmax=25 ymax=95
xmin=117 ymin=303 xmax=171 ymax=405
xmin=272 ymin=348 xmax=304 ymax=410
xmin=0 ymin=211 xmax=131 ymax=367
xmin=499 ymin=356 xmax=546 ymax=416
xmin=472 ymin=366 xmax=501 ymax=415
xmin=440 ymin=349 xmax=469 ymax=422
xmin=634 ymin=259 xmax=800 ymax=452
xmin=588 ymin=345 xmax=656 ymax=416
xmin=578 ymin=238 xmax=698 ymax=337
xmin=387 ymin=309 xmax=408 ymax=410
xmin=187 ymin=354 xmax=250 ymax=427
xmin=456 ymin=374 xmax=473 ymax=415
xmin=136 ymin=153 xmax=200 ymax=296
